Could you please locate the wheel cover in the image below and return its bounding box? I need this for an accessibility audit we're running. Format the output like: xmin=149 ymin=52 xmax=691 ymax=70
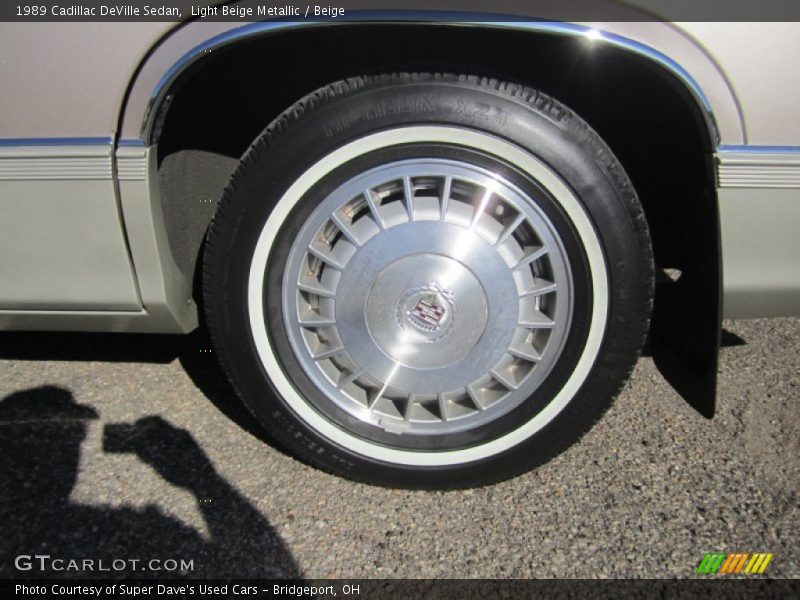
xmin=282 ymin=158 xmax=574 ymax=436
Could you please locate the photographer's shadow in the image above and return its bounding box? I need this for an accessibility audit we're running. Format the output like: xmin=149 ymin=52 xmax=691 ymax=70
xmin=0 ymin=386 xmax=300 ymax=579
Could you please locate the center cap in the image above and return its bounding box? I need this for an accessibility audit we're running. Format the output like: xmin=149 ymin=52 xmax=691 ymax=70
xmin=397 ymin=281 xmax=456 ymax=341
xmin=365 ymin=254 xmax=489 ymax=370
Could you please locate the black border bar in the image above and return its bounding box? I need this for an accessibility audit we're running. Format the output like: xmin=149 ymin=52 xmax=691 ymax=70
xmin=3 ymin=579 xmax=799 ymax=599
xmin=3 ymin=1 xmax=800 ymax=22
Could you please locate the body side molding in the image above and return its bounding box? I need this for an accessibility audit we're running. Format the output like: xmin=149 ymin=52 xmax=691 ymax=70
xmin=0 ymin=139 xmax=141 ymax=313
xmin=716 ymin=146 xmax=800 ymax=318
xmin=717 ymin=146 xmax=800 ymax=189
xmin=0 ymin=138 xmax=196 ymax=333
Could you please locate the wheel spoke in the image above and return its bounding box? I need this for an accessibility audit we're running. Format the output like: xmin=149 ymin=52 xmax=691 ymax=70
xmin=313 ymin=345 xmax=346 ymax=361
xmin=465 ymin=385 xmax=487 ymax=411
xmin=402 ymin=176 xmax=415 ymax=219
xmin=336 ymin=369 xmax=364 ymax=390
xmin=437 ymin=394 xmax=449 ymax=422
xmin=520 ymin=279 xmax=558 ymax=298
xmin=404 ymin=395 xmax=416 ymax=421
xmin=308 ymin=243 xmax=345 ymax=270
xmin=297 ymin=277 xmax=336 ymax=298
xmin=508 ymin=342 xmax=542 ymax=362
xmin=495 ymin=212 xmax=525 ymax=246
xmin=366 ymin=388 xmax=382 ymax=410
xmin=519 ymin=310 xmax=555 ymax=328
xmin=363 ymin=189 xmax=386 ymax=229
xmin=298 ymin=313 xmax=336 ymax=327
xmin=515 ymin=245 xmax=548 ymax=269
xmin=331 ymin=212 xmax=363 ymax=247
xmin=440 ymin=176 xmax=453 ymax=220
xmin=470 ymin=186 xmax=495 ymax=228
xmin=490 ymin=368 xmax=519 ymax=391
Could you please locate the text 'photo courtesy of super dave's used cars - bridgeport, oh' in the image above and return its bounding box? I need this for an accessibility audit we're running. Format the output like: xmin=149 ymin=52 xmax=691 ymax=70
xmin=0 ymin=2 xmax=798 ymax=492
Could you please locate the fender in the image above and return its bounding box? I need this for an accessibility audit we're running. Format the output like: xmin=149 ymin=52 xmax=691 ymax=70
xmin=116 ymin=14 xmax=743 ymax=145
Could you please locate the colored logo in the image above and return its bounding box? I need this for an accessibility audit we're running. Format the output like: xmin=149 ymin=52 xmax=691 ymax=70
xmin=398 ymin=281 xmax=457 ymax=340
xmin=696 ymin=552 xmax=774 ymax=575
xmin=410 ymin=296 xmax=446 ymax=330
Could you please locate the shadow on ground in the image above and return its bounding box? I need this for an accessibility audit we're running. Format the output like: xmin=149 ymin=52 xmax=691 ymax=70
xmin=0 ymin=329 xmax=275 ymax=447
xmin=641 ymin=327 xmax=746 ymax=357
xmin=0 ymin=382 xmax=300 ymax=579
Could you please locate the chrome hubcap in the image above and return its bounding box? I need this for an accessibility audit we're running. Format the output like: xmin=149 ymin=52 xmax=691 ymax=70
xmin=369 ymin=257 xmax=485 ymax=367
xmin=282 ymin=158 xmax=573 ymax=436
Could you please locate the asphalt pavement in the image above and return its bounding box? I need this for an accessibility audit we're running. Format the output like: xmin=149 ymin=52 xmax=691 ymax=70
xmin=0 ymin=318 xmax=797 ymax=579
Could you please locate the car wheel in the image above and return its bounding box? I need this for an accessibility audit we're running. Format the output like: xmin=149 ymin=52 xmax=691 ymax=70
xmin=203 ymin=73 xmax=653 ymax=488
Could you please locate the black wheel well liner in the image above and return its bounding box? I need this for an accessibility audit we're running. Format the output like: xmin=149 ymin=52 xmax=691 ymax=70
xmin=155 ymin=24 xmax=720 ymax=416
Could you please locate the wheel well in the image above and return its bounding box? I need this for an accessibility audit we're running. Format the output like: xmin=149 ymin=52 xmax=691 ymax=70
xmin=156 ymin=24 xmax=720 ymax=414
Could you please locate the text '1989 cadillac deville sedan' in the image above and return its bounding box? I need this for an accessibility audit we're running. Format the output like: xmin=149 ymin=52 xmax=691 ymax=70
xmin=1 ymin=1 xmax=798 ymax=487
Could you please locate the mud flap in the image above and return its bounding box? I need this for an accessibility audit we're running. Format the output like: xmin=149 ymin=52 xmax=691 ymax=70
xmin=649 ymin=184 xmax=721 ymax=419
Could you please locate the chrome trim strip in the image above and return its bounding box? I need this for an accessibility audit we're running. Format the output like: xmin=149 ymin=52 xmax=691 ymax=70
xmin=0 ymin=142 xmax=113 ymax=181
xmin=117 ymin=138 xmax=147 ymax=148
xmin=141 ymin=15 xmax=719 ymax=145
xmin=0 ymin=137 xmax=113 ymax=147
xmin=117 ymin=144 xmax=148 ymax=181
xmin=717 ymin=147 xmax=800 ymax=189
xmin=718 ymin=145 xmax=800 ymax=154
xmin=0 ymin=138 xmax=150 ymax=181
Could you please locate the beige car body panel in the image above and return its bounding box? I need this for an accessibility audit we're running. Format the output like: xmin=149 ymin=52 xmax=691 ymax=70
xmin=0 ymin=8 xmax=798 ymax=331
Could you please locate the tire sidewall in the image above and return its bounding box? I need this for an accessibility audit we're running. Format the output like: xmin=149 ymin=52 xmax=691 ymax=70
xmin=206 ymin=76 xmax=650 ymax=487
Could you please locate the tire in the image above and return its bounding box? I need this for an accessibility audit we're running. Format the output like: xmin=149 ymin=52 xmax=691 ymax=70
xmin=203 ymin=73 xmax=653 ymax=488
